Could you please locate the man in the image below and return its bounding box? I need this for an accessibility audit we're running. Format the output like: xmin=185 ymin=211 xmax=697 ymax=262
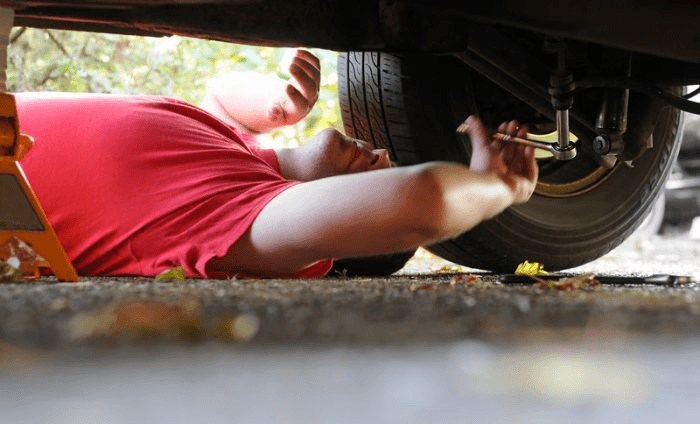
xmin=16 ymin=50 xmax=537 ymax=278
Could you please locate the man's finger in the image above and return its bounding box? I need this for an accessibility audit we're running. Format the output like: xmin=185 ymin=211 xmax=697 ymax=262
xmin=291 ymin=56 xmax=321 ymax=98
xmin=517 ymin=124 xmax=529 ymax=138
xmin=295 ymin=49 xmax=321 ymax=71
xmin=501 ymin=140 xmax=516 ymax=167
xmin=504 ymin=120 xmax=519 ymax=135
xmin=525 ymin=146 xmax=538 ymax=181
xmin=293 ymin=52 xmax=321 ymax=77
xmin=285 ymin=84 xmax=311 ymax=116
xmin=463 ymin=115 xmax=491 ymax=149
xmin=290 ymin=61 xmax=319 ymax=104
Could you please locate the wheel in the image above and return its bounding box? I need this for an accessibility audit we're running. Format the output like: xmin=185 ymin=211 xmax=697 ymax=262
xmin=338 ymin=51 xmax=683 ymax=272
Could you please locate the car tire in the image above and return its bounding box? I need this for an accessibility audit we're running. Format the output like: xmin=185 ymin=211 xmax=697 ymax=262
xmin=631 ymin=191 xmax=666 ymax=238
xmin=338 ymin=51 xmax=683 ymax=272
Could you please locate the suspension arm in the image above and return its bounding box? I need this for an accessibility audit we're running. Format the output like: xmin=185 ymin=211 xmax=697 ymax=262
xmin=577 ymin=77 xmax=700 ymax=115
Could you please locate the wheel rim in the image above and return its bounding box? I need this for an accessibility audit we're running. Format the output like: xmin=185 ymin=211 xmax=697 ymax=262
xmin=535 ymin=163 xmax=614 ymax=197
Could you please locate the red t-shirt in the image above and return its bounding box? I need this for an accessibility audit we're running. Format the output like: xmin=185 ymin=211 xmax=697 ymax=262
xmin=15 ymin=92 xmax=333 ymax=278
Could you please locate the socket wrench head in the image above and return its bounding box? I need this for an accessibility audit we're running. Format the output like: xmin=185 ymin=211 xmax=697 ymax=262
xmin=551 ymin=143 xmax=577 ymax=160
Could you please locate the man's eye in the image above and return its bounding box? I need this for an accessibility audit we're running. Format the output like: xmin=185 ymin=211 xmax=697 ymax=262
xmin=351 ymin=145 xmax=362 ymax=162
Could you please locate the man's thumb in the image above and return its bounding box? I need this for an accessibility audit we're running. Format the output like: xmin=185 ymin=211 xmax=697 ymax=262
xmin=459 ymin=115 xmax=490 ymax=148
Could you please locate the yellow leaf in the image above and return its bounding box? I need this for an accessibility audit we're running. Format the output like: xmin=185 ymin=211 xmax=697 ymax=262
xmin=515 ymin=260 xmax=549 ymax=276
xmin=432 ymin=264 xmax=463 ymax=273
xmin=155 ymin=266 xmax=185 ymax=282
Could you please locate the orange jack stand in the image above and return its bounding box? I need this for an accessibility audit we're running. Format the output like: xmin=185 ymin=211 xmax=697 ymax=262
xmin=0 ymin=92 xmax=78 ymax=281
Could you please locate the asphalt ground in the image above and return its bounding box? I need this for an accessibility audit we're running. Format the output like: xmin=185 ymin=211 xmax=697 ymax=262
xmin=1 ymin=226 xmax=700 ymax=422
xmin=1 ymin=229 xmax=700 ymax=349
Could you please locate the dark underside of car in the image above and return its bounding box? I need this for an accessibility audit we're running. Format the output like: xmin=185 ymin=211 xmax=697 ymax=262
xmin=4 ymin=1 xmax=700 ymax=62
xmin=4 ymin=1 xmax=700 ymax=274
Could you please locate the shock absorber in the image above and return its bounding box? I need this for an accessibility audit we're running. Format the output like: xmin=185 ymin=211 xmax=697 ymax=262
xmin=592 ymin=50 xmax=632 ymax=158
xmin=548 ymin=39 xmax=577 ymax=160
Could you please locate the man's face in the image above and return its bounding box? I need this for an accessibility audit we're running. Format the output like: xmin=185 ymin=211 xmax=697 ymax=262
xmin=296 ymin=129 xmax=391 ymax=180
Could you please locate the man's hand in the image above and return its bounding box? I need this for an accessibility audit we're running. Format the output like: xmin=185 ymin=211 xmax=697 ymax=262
xmin=268 ymin=49 xmax=321 ymax=128
xmin=462 ymin=115 xmax=538 ymax=204
xmin=201 ymin=49 xmax=321 ymax=134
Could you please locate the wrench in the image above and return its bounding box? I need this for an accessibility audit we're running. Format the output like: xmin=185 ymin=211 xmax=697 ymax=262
xmin=493 ymin=132 xmax=577 ymax=160
xmin=456 ymin=122 xmax=576 ymax=160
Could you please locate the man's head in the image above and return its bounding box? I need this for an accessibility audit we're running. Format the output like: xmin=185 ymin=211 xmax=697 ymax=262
xmin=277 ymin=128 xmax=391 ymax=181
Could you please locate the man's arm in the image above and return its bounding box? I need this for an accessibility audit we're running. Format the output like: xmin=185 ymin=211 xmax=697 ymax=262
xmin=208 ymin=162 xmax=518 ymax=276
xmin=207 ymin=117 xmax=537 ymax=277
xmin=200 ymin=49 xmax=320 ymax=134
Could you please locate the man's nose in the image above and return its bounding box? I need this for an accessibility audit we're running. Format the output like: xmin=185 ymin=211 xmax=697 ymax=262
xmin=370 ymin=148 xmax=391 ymax=168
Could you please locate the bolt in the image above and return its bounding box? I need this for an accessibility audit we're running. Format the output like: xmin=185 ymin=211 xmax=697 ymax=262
xmin=593 ymin=135 xmax=610 ymax=155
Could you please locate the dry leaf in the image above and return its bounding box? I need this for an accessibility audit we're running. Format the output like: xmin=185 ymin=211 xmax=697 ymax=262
xmin=0 ymin=257 xmax=22 ymax=282
xmin=515 ymin=260 xmax=549 ymax=276
xmin=449 ymin=274 xmax=481 ymax=285
xmin=409 ymin=282 xmax=436 ymax=292
xmin=450 ymin=274 xmax=494 ymax=288
xmin=533 ymin=274 xmax=600 ymax=291
xmin=69 ymin=298 xmax=261 ymax=343
xmin=69 ymin=298 xmax=204 ymax=341
xmin=0 ymin=236 xmax=46 ymax=280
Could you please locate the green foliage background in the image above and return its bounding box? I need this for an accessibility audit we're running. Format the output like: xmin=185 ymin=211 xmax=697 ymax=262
xmin=7 ymin=28 xmax=341 ymax=147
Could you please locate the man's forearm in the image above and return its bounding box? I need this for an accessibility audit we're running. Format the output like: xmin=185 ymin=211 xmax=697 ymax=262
xmin=417 ymin=162 xmax=515 ymax=242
